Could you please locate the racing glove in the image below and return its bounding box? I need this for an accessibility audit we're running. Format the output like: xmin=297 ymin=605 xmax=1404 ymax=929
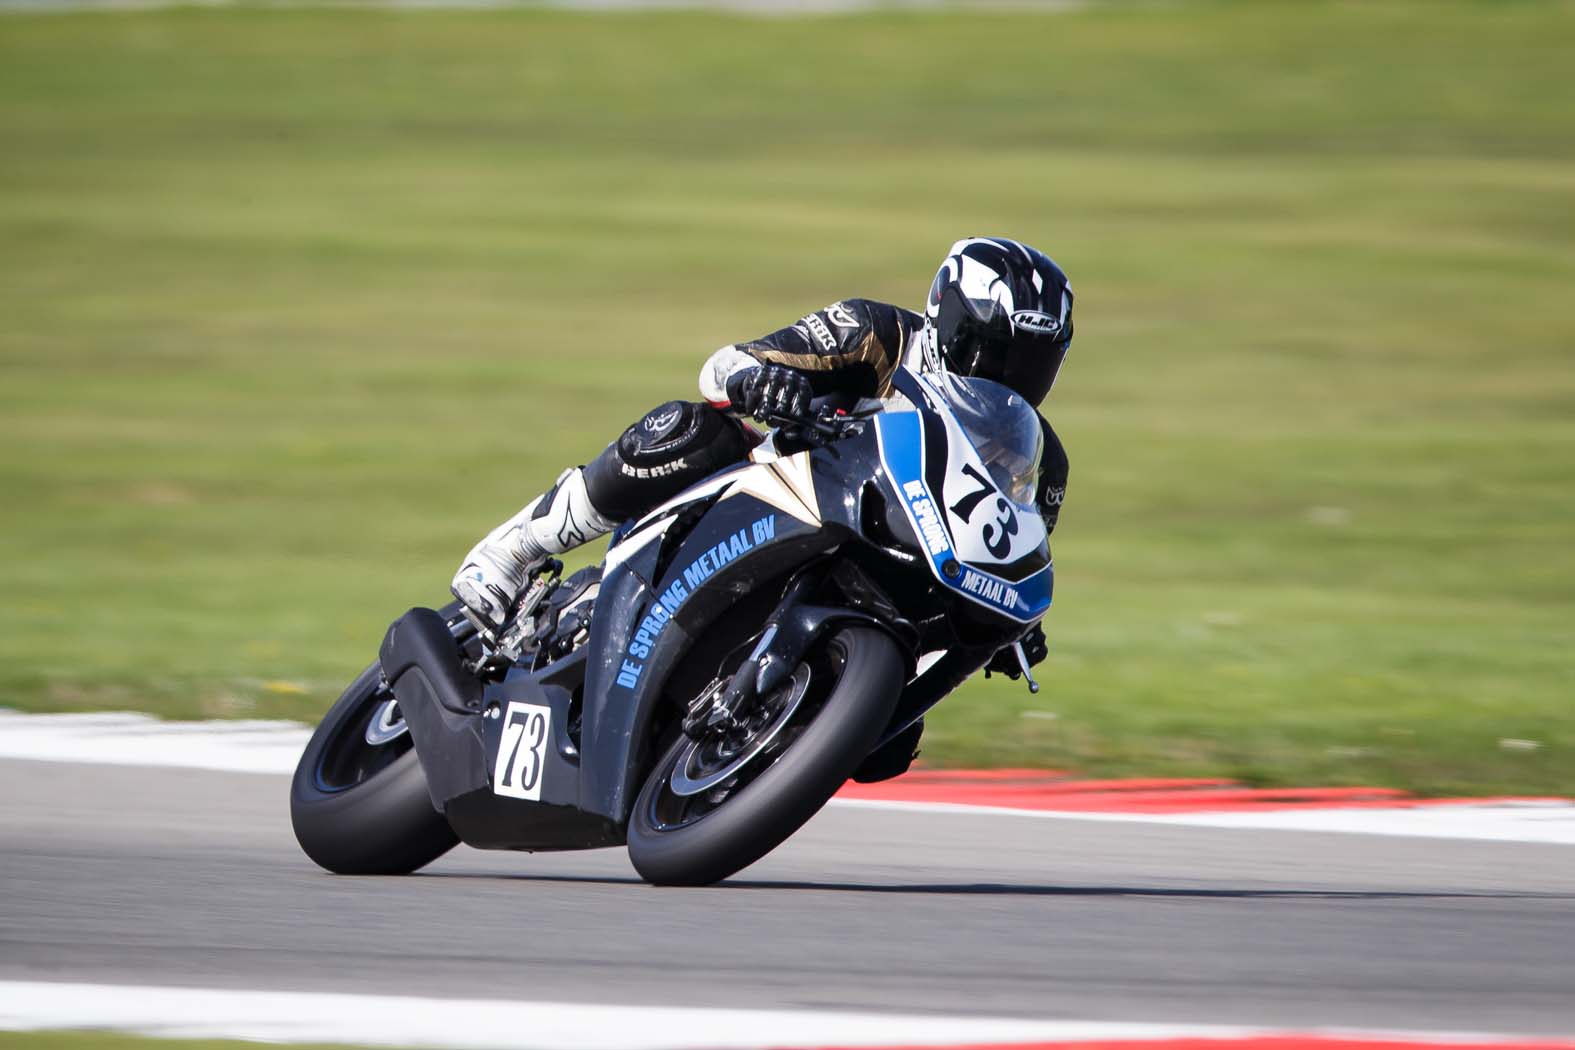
xmin=984 ymin=623 xmax=1048 ymax=680
xmin=725 ymin=364 xmax=814 ymax=422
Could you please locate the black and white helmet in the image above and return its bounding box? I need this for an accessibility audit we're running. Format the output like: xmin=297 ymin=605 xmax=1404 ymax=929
xmin=922 ymin=237 xmax=1074 ymax=406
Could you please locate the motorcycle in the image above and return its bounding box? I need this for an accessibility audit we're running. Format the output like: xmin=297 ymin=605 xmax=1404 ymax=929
xmin=290 ymin=366 xmax=1053 ymax=885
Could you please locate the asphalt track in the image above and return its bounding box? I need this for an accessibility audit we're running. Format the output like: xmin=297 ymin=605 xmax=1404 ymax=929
xmin=3 ymin=758 xmax=1574 ymax=1038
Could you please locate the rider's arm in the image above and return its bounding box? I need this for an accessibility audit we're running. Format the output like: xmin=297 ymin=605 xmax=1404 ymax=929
xmin=698 ymin=299 xmax=921 ymax=409
xmin=698 ymin=345 xmax=760 ymax=408
xmin=977 ymin=415 xmax=1066 ymax=681
xmin=1037 ymin=415 xmax=1068 ymax=535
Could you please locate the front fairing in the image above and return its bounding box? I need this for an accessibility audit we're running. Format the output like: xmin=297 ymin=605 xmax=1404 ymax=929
xmin=874 ymin=369 xmax=1053 ymax=625
xmin=574 ymin=453 xmax=846 ymax=823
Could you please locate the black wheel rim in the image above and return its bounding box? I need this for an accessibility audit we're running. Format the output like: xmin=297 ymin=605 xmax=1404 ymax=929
xmin=644 ymin=639 xmax=846 ymax=832
xmin=313 ymin=606 xmax=476 ymax=794
xmin=314 ymin=685 xmax=414 ymax=794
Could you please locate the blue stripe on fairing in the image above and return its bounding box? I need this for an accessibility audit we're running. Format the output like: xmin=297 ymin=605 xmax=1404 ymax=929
xmin=874 ymin=409 xmax=1052 ymax=624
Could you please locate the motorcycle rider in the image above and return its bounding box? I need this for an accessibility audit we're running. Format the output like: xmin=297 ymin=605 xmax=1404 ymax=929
xmin=452 ymin=237 xmax=1073 ymax=749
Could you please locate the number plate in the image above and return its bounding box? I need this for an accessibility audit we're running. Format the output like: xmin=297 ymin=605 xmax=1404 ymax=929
xmin=491 ymin=701 xmax=551 ymax=801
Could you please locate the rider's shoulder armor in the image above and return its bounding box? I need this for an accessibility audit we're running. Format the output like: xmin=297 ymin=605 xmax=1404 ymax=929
xmin=735 ymin=299 xmax=923 ymax=399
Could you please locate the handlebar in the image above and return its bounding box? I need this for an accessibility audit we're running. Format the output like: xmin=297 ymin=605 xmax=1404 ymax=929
xmin=759 ymin=396 xmax=882 ymax=444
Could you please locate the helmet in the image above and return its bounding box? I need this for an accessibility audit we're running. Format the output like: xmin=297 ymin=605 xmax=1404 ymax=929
xmin=922 ymin=237 xmax=1074 ymax=406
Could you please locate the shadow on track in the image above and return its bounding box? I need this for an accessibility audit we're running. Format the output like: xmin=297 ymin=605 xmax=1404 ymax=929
xmin=416 ymin=872 xmax=1575 ymax=900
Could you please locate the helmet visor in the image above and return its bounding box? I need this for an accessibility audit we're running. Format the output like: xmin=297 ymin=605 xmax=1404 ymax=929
xmin=936 ymin=284 xmax=1069 ymax=404
xmin=935 ymin=284 xmax=1014 ymax=378
xmin=1002 ymin=330 xmax=1069 ymax=406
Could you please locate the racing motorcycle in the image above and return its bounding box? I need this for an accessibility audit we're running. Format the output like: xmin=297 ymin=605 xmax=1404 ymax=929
xmin=289 ymin=366 xmax=1052 ymax=886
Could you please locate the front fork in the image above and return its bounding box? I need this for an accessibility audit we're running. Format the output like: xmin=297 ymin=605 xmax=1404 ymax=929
xmin=681 ymin=568 xmax=825 ymax=739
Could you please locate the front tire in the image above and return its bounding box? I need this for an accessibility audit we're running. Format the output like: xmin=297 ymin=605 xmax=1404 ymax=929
xmin=627 ymin=626 xmax=904 ymax=886
xmin=290 ymin=609 xmax=469 ymax=875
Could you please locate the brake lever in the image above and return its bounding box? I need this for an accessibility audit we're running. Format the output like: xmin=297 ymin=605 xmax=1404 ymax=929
xmin=762 ymin=407 xmax=849 ymax=438
xmin=1012 ymin=641 xmax=1041 ymax=694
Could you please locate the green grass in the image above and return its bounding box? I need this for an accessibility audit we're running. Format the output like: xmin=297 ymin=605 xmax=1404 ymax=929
xmin=0 ymin=1034 xmax=364 ymax=1050
xmin=1 ymin=1 xmax=1572 ymax=795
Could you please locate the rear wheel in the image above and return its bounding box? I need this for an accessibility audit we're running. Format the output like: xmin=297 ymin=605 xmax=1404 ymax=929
xmin=289 ymin=605 xmax=469 ymax=875
xmin=627 ymin=626 xmax=903 ymax=886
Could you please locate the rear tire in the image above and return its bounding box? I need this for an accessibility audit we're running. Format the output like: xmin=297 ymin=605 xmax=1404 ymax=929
xmin=290 ymin=608 xmax=469 ymax=875
xmin=627 ymin=626 xmax=903 ymax=886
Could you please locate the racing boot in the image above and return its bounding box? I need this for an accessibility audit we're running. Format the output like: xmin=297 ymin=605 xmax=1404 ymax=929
xmin=451 ymin=467 xmax=615 ymax=632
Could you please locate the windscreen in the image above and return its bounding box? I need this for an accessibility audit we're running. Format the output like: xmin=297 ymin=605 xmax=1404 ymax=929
xmin=929 ymin=373 xmax=1043 ymax=506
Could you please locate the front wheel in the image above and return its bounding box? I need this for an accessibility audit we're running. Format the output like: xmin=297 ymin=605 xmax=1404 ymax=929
xmin=627 ymin=626 xmax=904 ymax=886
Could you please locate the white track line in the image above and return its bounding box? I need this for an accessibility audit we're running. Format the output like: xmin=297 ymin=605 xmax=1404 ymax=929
xmin=832 ymin=797 xmax=1575 ymax=846
xmin=0 ymin=708 xmax=310 ymax=775
xmin=0 ymin=982 xmax=1245 ymax=1049
xmin=3 ymin=709 xmax=1572 ymax=844
xmin=1 ymin=981 xmax=1565 ymax=1050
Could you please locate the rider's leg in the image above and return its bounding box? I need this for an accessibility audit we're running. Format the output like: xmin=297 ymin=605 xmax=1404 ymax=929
xmin=580 ymin=399 xmax=756 ymax=522
xmin=451 ymin=401 xmax=753 ymax=628
xmin=451 ymin=465 xmax=615 ymax=630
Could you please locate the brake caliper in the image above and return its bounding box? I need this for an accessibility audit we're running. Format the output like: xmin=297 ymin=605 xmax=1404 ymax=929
xmin=681 ymin=676 xmax=735 ymax=740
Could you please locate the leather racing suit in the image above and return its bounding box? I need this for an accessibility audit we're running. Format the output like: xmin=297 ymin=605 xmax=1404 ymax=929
xmin=454 ymin=298 xmax=1067 ymax=600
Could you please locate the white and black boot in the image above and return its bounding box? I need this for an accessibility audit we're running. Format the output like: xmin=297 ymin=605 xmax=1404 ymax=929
xmin=450 ymin=467 xmax=615 ymax=631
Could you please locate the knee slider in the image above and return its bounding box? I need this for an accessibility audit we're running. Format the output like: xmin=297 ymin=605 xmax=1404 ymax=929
xmin=616 ymin=401 xmax=747 ymax=477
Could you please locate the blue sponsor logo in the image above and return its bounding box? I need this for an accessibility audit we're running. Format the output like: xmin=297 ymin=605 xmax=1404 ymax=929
xmin=958 ymin=566 xmax=1028 ymax=615
xmin=615 ymin=658 xmax=643 ymax=690
xmin=679 ymin=514 xmax=775 ymax=591
xmin=616 ymin=514 xmax=777 ymax=689
xmin=899 ymin=479 xmax=952 ymax=557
